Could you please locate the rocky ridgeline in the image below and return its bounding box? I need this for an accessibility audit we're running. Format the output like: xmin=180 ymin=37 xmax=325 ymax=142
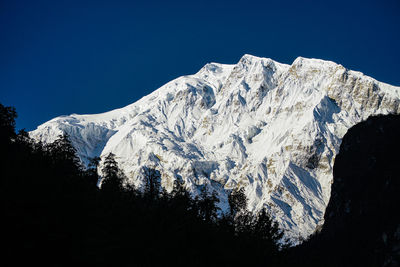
xmin=30 ymin=54 xmax=400 ymax=242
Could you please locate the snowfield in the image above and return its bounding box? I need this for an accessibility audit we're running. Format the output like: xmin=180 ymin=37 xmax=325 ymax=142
xmin=30 ymin=54 xmax=400 ymax=243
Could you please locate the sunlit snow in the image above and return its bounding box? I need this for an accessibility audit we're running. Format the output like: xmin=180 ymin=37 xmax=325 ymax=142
xmin=30 ymin=54 xmax=400 ymax=242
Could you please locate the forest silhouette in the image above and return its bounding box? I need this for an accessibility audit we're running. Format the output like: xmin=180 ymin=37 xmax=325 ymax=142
xmin=2 ymin=103 xmax=284 ymax=266
xmin=2 ymin=103 xmax=399 ymax=266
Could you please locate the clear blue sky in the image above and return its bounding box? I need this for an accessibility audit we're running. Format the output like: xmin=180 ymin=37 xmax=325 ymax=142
xmin=1 ymin=0 xmax=399 ymax=130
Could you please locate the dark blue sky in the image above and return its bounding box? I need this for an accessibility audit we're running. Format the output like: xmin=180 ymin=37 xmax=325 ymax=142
xmin=1 ymin=0 xmax=399 ymax=130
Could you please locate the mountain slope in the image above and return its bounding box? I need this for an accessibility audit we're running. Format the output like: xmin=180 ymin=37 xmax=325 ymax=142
xmin=30 ymin=54 xmax=400 ymax=241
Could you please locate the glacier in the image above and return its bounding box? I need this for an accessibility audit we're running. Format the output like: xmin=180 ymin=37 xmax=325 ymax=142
xmin=30 ymin=54 xmax=400 ymax=242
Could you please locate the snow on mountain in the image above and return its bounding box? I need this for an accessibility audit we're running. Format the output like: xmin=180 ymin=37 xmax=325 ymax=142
xmin=30 ymin=54 xmax=400 ymax=242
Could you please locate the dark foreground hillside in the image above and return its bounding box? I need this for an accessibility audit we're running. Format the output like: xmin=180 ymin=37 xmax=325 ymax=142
xmin=288 ymin=114 xmax=400 ymax=267
xmin=2 ymin=102 xmax=399 ymax=267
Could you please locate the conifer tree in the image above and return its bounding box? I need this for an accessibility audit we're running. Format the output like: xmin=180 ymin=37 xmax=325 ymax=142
xmin=142 ymin=166 xmax=161 ymax=200
xmin=228 ymin=187 xmax=248 ymax=216
xmin=197 ymin=187 xmax=220 ymax=222
xmin=47 ymin=133 xmax=82 ymax=174
xmin=170 ymin=179 xmax=193 ymax=212
xmin=101 ymin=153 xmax=123 ymax=193
xmin=253 ymin=208 xmax=283 ymax=246
xmin=0 ymin=103 xmax=17 ymax=139
xmin=87 ymin=156 xmax=101 ymax=187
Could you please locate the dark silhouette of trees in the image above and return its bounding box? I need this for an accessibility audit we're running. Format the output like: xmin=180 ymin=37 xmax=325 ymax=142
xmin=196 ymin=187 xmax=220 ymax=222
xmin=101 ymin=152 xmax=124 ymax=193
xmin=142 ymin=166 xmax=161 ymax=200
xmin=0 ymin=103 xmax=17 ymax=144
xmin=228 ymin=187 xmax=247 ymax=216
xmin=2 ymin=103 xmax=287 ymax=267
xmin=86 ymin=156 xmax=101 ymax=187
xmin=46 ymin=134 xmax=83 ymax=179
xmin=3 ymin=103 xmax=399 ymax=267
xmin=167 ymin=178 xmax=193 ymax=213
xmin=252 ymin=208 xmax=285 ymax=262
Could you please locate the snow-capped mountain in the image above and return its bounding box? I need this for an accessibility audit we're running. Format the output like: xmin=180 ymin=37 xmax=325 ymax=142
xmin=30 ymin=54 xmax=400 ymax=242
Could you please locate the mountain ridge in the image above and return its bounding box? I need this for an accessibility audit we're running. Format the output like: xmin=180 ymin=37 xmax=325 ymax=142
xmin=30 ymin=54 xmax=400 ymax=242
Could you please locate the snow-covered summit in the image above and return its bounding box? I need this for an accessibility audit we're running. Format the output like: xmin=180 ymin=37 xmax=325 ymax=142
xmin=30 ymin=54 xmax=400 ymax=242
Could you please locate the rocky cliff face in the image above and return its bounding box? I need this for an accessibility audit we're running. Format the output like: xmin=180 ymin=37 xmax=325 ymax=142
xmin=30 ymin=54 xmax=400 ymax=242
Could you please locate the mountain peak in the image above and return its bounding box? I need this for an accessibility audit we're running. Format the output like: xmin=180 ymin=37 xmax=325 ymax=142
xmin=30 ymin=55 xmax=400 ymax=243
xmin=239 ymin=53 xmax=264 ymax=62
